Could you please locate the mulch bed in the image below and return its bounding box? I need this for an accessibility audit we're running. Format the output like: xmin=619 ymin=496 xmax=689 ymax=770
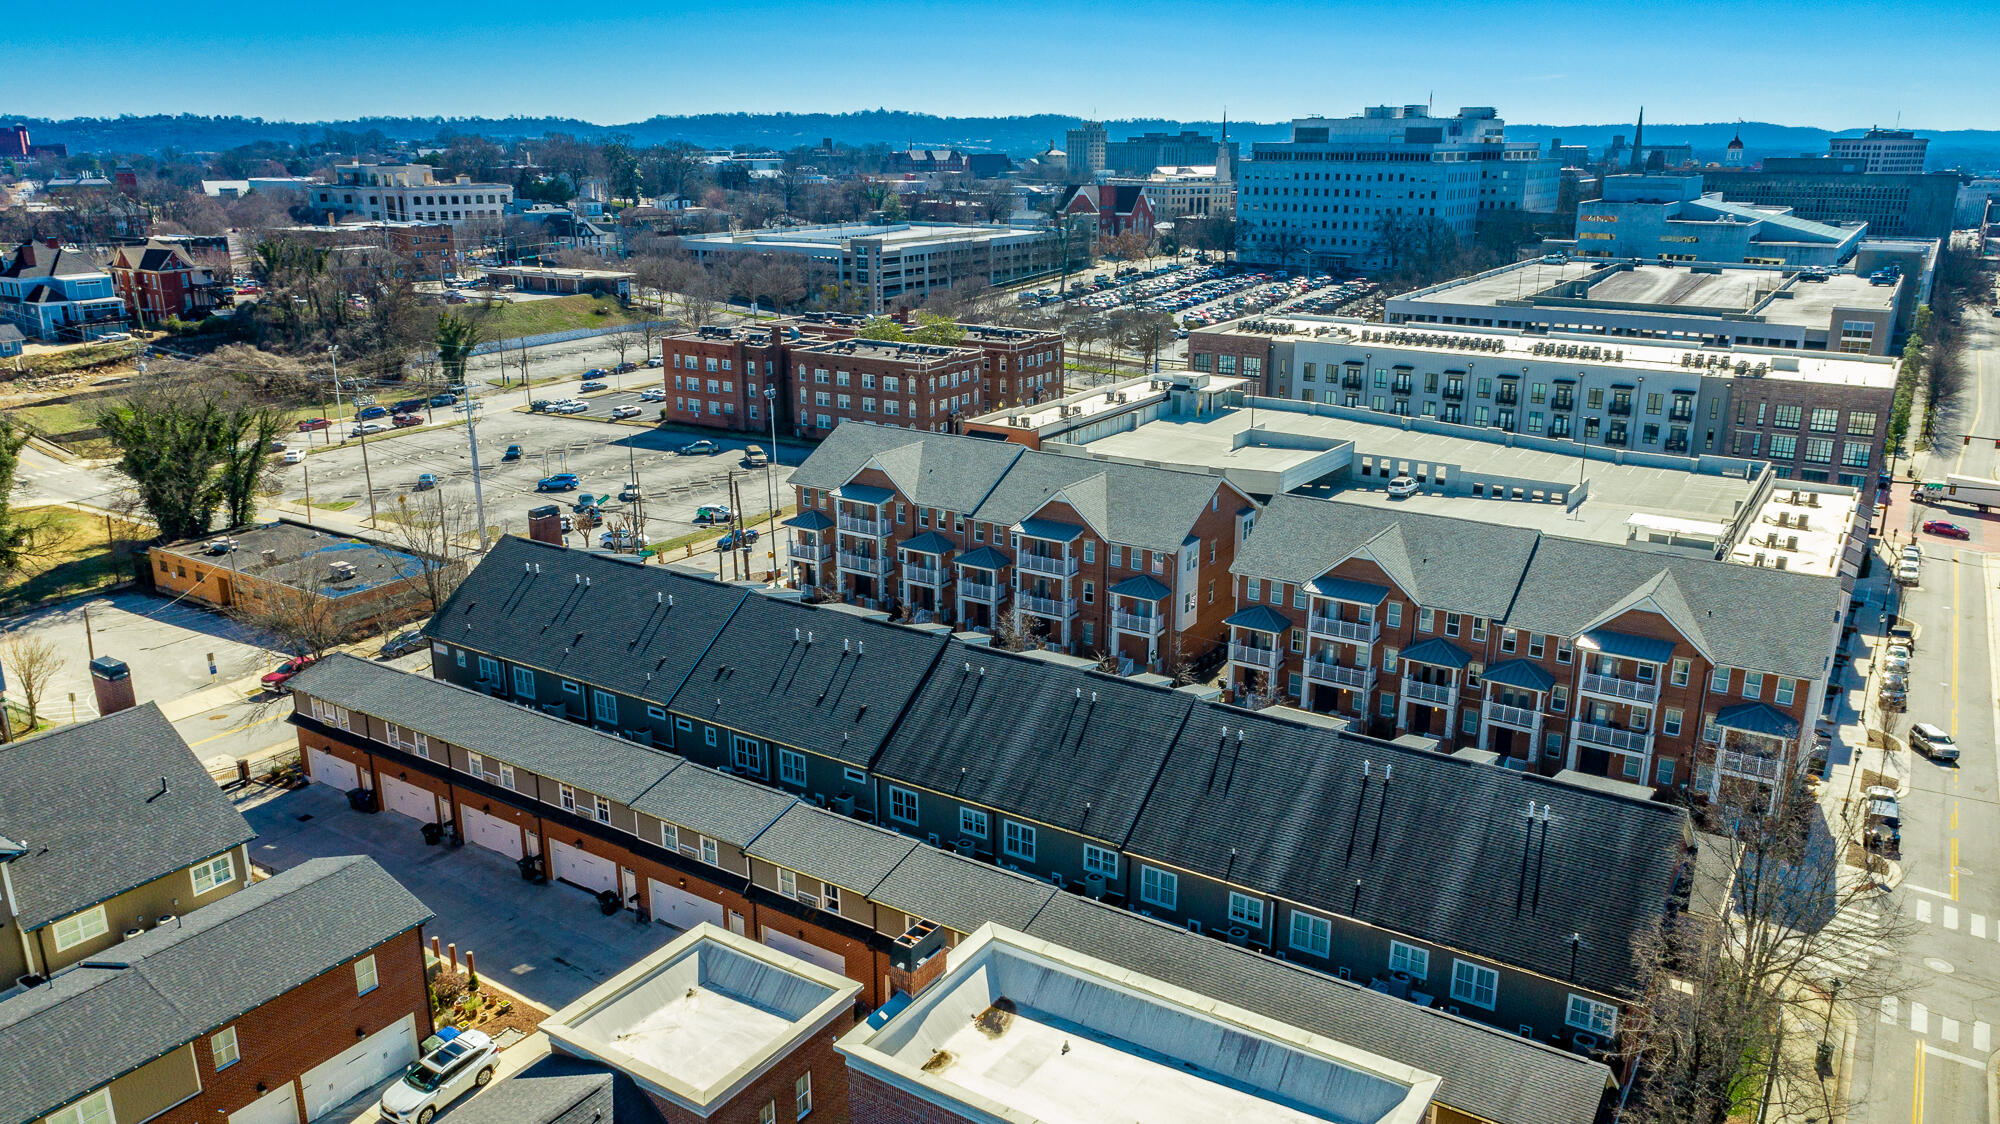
xmin=430 ymin=966 xmax=547 ymax=1041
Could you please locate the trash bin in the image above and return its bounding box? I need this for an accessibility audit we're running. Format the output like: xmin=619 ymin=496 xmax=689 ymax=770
xmin=346 ymin=787 xmax=377 ymax=813
xmin=421 ymin=822 xmax=444 ymax=846
xmin=596 ymin=888 xmax=621 ymax=916
xmin=516 ymin=854 xmax=544 ymax=883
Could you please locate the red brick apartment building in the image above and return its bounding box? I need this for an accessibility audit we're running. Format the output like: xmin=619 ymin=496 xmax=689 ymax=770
xmin=106 ymin=239 xmax=221 ymax=321
xmin=792 ymin=337 xmax=986 ymax=438
xmin=662 ymin=322 xmax=789 ymax=432
xmin=959 ymin=323 xmax=1064 ymax=408
xmin=786 ymin=425 xmax=1255 ymax=673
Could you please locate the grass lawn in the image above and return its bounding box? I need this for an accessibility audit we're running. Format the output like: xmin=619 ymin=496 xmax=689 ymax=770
xmin=0 ymin=506 xmax=154 ymax=615
xmin=464 ymin=294 xmax=647 ymax=342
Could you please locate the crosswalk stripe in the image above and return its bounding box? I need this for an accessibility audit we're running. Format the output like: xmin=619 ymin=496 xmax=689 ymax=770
xmin=1912 ymin=1001 xmax=1929 ymax=1034
xmin=1976 ymin=1022 xmax=1991 ymax=1052
xmin=1975 ymin=914 xmax=1988 ymax=939
xmin=1943 ymin=1016 xmax=1960 ymax=1043
xmin=1917 ymin=899 xmax=1933 ymax=924
xmin=1882 ymin=997 xmax=1899 ymax=1024
xmin=1944 ymin=905 xmax=1959 ymax=930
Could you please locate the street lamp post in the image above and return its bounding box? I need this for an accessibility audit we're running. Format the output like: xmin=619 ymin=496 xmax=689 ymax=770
xmin=457 ymin=399 xmax=491 ymax=550
xmin=1817 ymin=977 xmax=1841 ymax=1076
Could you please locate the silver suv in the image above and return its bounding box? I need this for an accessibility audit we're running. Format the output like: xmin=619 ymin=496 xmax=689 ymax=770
xmin=1910 ymin=722 xmax=1959 ymax=761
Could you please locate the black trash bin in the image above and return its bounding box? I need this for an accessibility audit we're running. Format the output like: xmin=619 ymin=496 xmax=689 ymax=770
xmin=346 ymin=787 xmax=377 ymax=813
xmin=421 ymin=822 xmax=444 ymax=846
xmin=596 ymin=888 xmax=621 ymax=916
xmin=516 ymin=854 xmax=544 ymax=882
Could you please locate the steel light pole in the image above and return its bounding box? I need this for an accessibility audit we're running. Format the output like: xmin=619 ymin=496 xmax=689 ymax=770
xmin=457 ymin=400 xmax=491 ymax=550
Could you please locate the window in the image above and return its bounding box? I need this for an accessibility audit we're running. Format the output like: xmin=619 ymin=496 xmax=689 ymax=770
xmin=1556 ymin=637 xmax=1572 ymax=664
xmin=1671 ymin=658 xmax=1690 ymax=687
xmin=1656 ymin=757 xmax=1676 ymax=785
xmin=761 ymin=1101 xmax=777 ymax=1124
xmin=778 ymin=868 xmax=796 ymax=897
xmin=1445 ymin=613 xmax=1461 ymax=637
xmin=1289 ymin=910 xmax=1332 ymax=957
xmin=1664 ymin=707 xmax=1684 ymax=736
xmin=1710 ymin=667 xmax=1730 ymax=693
xmin=888 ymin=785 xmax=919 ymax=825
xmin=562 ymin=681 xmax=581 ymax=696
xmin=594 ymin=795 xmax=612 ymax=824
xmin=511 ymin=666 xmax=534 ymax=696
xmin=701 ymin=836 xmax=720 ymax=866
xmin=1083 ymin=845 xmax=1119 ymax=878
xmin=1389 ymin=940 xmax=1430 ymax=980
xmin=1742 ymin=672 xmax=1763 ymax=701
xmin=191 ymin=853 xmax=235 ymax=896
xmin=1500 ymin=628 xmax=1516 ymax=653
xmin=1385 ymin=601 xmax=1402 ymax=629
xmin=478 ymin=655 xmax=499 ymax=682
xmin=355 ymin=954 xmax=379 ymax=995
xmin=1228 ymin=892 xmax=1264 ymax=928
xmin=1418 ymin=607 xmax=1434 ymax=633
xmin=779 ymin=749 xmax=806 ymax=787
xmin=1775 ymin=677 xmax=1795 ymax=706
xmin=731 ymin=735 xmax=762 ymax=773
xmin=212 ymin=1025 xmax=240 ymax=1069
xmin=1809 ymin=407 xmax=1839 ymax=433
xmin=591 ymin=690 xmax=617 ymax=724
xmin=45 ymin=1089 xmax=112 ymax=1124
xmin=960 ymin=807 xmax=988 ymax=839
xmin=1140 ymin=865 xmax=1178 ymax=909
xmin=558 ymin=784 xmax=579 ymax=813
xmin=796 ymin=1071 xmax=813 ymax=1118
xmin=1003 ymin=820 xmax=1036 ymax=862
xmin=51 ymin=906 xmax=108 ymax=951
xmin=1529 ymin=633 xmax=1545 ymax=659
xmin=1451 ymin=960 xmax=1497 ymax=1009
xmin=1847 ymin=410 xmax=1879 ymax=436
xmin=661 ymin=821 xmax=679 ymax=851
xmin=1567 ymin=994 xmax=1618 ymax=1036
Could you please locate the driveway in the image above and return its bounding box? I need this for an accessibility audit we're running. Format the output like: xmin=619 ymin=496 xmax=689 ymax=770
xmin=240 ymin=783 xmax=678 ymax=1009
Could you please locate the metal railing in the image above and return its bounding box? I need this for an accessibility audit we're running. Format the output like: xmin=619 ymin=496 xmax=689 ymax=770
xmin=1718 ymin=747 xmax=1783 ymax=781
xmin=1306 ymin=659 xmax=1374 ymax=690
xmin=1017 ymin=552 xmax=1078 ymax=577
xmin=1402 ymin=676 xmax=1457 ymax=706
xmin=1017 ymin=592 xmax=1076 ymax=618
xmin=1113 ymin=610 xmax=1164 ymax=635
xmin=1229 ymin=643 xmax=1282 ymax=669
xmin=1573 ymin=720 xmax=1652 ymax=755
xmin=1579 ymin=672 xmax=1659 ymax=704
xmin=903 ymin=563 xmax=944 ymax=586
xmin=837 ymin=550 xmax=891 ymax=575
xmin=789 ymin=538 xmax=832 ymax=562
xmin=960 ymin=580 xmax=1002 ymax=603
xmin=837 ymin=513 xmax=888 ymax=536
xmin=1309 ymin=614 xmax=1380 ymax=643
xmin=1483 ymin=701 xmax=1542 ymax=730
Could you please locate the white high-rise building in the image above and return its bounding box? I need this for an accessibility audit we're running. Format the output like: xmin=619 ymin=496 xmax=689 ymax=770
xmin=1827 ymin=129 xmax=1929 ymax=174
xmin=1236 ymin=106 xmax=1557 ymax=272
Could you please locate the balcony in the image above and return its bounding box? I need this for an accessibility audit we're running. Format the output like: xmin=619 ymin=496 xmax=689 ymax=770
xmin=789 ymin=538 xmax=832 ymax=563
xmin=1392 ymin=378 xmax=1414 ymax=395
xmin=1552 ymin=394 xmax=1576 ymax=412
xmin=1573 ymin=720 xmax=1653 ymax=756
xmin=1718 ymin=747 xmax=1784 ymax=782
xmin=838 ymin=513 xmax=888 ymax=536
xmin=1017 ymin=592 xmax=1076 ymax=618
xmin=961 ymin=579 xmax=1003 ymax=604
xmin=1017 ymin=552 xmax=1078 ymax=577
xmin=1229 ymin=643 xmax=1282 ymax=670
xmin=1401 ymin=676 xmax=1458 ymax=708
xmin=1306 ymin=658 xmax=1375 ymax=692
xmin=837 ymin=550 xmax=891 ymax=576
xmin=1483 ymin=700 xmax=1542 ymax=731
xmin=1496 ymin=388 xmax=1519 ymax=406
xmin=1608 ymin=400 xmax=1633 ymax=417
xmin=903 ymin=562 xmax=944 ymax=587
xmin=1579 ymin=671 xmax=1659 ymax=705
xmin=1113 ymin=610 xmax=1165 ymax=636
xmin=1309 ymin=614 xmax=1381 ymax=644
xmin=1669 ymin=405 xmax=1694 ymax=423
xmin=1442 ymin=384 xmax=1465 ymax=401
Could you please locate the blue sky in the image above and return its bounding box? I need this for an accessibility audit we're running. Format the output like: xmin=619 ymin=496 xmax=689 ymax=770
xmin=5 ymin=0 xmax=1993 ymax=129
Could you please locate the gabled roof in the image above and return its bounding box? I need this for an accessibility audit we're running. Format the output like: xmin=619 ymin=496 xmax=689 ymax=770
xmin=1109 ymin=573 xmax=1172 ymax=600
xmin=630 ymin=762 xmax=796 ymax=848
xmin=0 ymin=856 xmax=431 ymax=1124
xmin=1483 ymin=659 xmax=1556 ymax=693
xmin=872 ymin=847 xmax=1058 ymax=934
xmin=898 ymin=530 xmax=955 ymax=555
xmin=1400 ymin=637 xmax=1472 ymax=670
xmin=873 ymin=640 xmax=1193 ymax=847
xmin=668 ymin=595 xmax=947 ymax=767
xmin=1128 ymin=701 xmax=1689 ymax=999
xmin=956 ymin=544 xmax=1011 ymax=570
xmin=1225 ymin=604 xmax=1294 ymax=633
xmin=787 ymin=423 xmax=1021 ymax=516
xmin=1579 ymin=568 xmax=1711 ymax=661
xmin=746 ymin=804 xmax=916 ymax=895
xmin=783 ymin=509 xmax=833 ymax=532
xmin=1 ymin=240 xmax=106 ymax=280
xmin=423 ymin=537 xmax=748 ymax=710
xmin=0 ymin=703 xmax=254 ymax=931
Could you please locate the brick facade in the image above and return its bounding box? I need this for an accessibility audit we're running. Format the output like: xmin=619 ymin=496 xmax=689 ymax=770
xmin=1728 ymin=376 xmax=1890 ymax=489
xmin=662 ymin=326 xmax=788 ymax=434
xmin=634 ymin=1014 xmax=854 ymax=1124
xmin=848 ymin=1070 xmax=964 ymax=1124
xmin=1186 ymin=329 xmax=1274 ymax=390
xmin=793 ymin=338 xmax=985 ymax=439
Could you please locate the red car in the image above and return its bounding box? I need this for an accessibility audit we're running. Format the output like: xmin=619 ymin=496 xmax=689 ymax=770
xmin=296 ymin=417 xmax=331 ymax=432
xmin=1922 ymin=520 xmax=1971 ymax=540
xmin=391 ymin=412 xmax=423 ymax=428
xmin=261 ymin=654 xmax=318 ymax=689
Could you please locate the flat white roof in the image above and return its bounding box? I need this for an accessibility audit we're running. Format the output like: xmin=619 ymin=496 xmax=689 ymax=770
xmin=1392 ymin=260 xmax=1897 ymax=331
xmin=838 ymin=925 xmax=1439 ymax=1124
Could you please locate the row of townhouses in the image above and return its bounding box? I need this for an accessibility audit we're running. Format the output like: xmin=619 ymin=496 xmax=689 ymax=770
xmin=1 ymin=705 xmax=433 ymax=1124
xmin=363 ymin=538 xmax=1693 ymax=1069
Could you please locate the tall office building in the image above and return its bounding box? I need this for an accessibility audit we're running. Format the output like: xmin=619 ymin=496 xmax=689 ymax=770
xmin=1064 ymin=121 xmax=1107 ymax=180
xmin=1827 ymin=129 xmax=1928 ymax=174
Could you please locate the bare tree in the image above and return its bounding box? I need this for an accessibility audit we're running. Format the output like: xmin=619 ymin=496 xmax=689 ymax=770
xmin=380 ymin=488 xmax=475 ymax=615
xmin=234 ymin=583 xmax=349 ymax=661
xmin=0 ymin=632 xmax=64 ymax=729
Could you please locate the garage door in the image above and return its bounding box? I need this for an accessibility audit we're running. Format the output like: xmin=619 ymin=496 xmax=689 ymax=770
xmin=761 ymin=927 xmax=847 ymax=976
xmin=460 ymin=804 xmax=522 ymax=860
xmin=649 ymin=878 xmax=725 ymax=931
xmin=549 ymin=841 xmax=617 ymax=894
xmin=301 ymin=1013 xmax=415 ymax=1121
xmin=230 ymin=1082 xmax=298 ymax=1124
xmin=308 ymin=748 xmax=360 ymax=792
xmin=379 ymin=775 xmax=438 ymax=824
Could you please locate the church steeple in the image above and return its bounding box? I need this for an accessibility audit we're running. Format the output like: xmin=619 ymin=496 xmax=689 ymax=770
xmin=1629 ymin=107 xmax=1645 ymax=172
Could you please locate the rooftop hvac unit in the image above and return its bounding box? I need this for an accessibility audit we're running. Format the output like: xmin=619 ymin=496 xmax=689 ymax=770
xmin=327 ymin=560 xmax=357 ymax=583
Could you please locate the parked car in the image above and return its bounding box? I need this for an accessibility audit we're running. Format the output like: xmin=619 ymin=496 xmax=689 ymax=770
xmin=379 ymin=631 xmax=427 ymax=658
xmin=1385 ymin=475 xmax=1419 ymax=498
xmin=268 ymin=438 xmax=289 ymax=453
xmin=556 ymin=401 xmax=590 ymax=414
xmin=296 ymin=417 xmax=332 ymax=432
xmin=281 ymin=448 xmax=305 ymax=465
xmin=1895 ymin=560 xmax=1921 ymax=586
xmin=392 ymin=398 xmax=427 ymax=414
xmin=501 ymin=444 xmax=523 ymax=461
xmin=600 ymin=529 xmax=643 ymax=550
xmin=680 ymin=439 xmax=719 ymax=456
xmin=536 ymin=473 xmax=581 ymax=492
xmin=573 ymin=494 xmax=602 ymax=513
xmin=619 ymin=483 xmax=642 ymax=502
xmin=350 ymin=421 xmax=390 ymax=437
xmin=645 ymin=356 xmax=664 ymax=367
xmin=638 ymin=389 xmax=666 ymax=402
xmin=1900 ymin=544 xmax=1924 ymax=563
xmin=743 ymin=445 xmax=769 ymax=467
xmin=1922 ymin=520 xmax=1971 ymax=539
xmin=609 ymin=405 xmax=642 ymax=420
xmin=612 ymin=362 xmax=637 ymax=374
xmin=378 ymin=1029 xmax=497 ymax=1124
xmin=579 ymin=380 xmax=608 ymax=392
xmin=261 ymin=654 xmax=318 ymax=689
xmin=1910 ymin=721 xmax=1959 ymax=761
xmin=583 ymin=368 xmax=608 ymax=378
xmin=716 ymin=528 xmax=760 ymax=551
xmin=414 ymin=473 xmax=438 ymax=490
xmin=693 ymin=504 xmax=732 ymax=524
xmin=529 ymin=399 xmax=552 ymax=413
xmin=391 ymin=412 xmax=423 ymax=427
xmin=357 ymin=405 xmax=390 ymax=420
xmin=429 ymin=392 xmax=459 ymax=407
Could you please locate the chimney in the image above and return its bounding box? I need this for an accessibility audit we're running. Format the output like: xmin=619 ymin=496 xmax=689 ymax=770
xmin=90 ymin=657 xmax=136 ymax=716
xmin=887 ymin=917 xmax=950 ymax=999
xmin=526 ymin=504 xmax=563 ymax=544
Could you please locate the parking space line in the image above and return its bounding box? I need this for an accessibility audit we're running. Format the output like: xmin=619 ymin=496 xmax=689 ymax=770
xmin=1917 ymin=899 xmax=1933 ymax=924
xmin=1882 ymin=996 xmax=1898 ymax=1024
xmin=1942 ymin=1016 xmax=1959 ymax=1043
xmin=1912 ymin=1000 xmax=1929 ymax=1034
xmin=1943 ymin=905 xmax=1959 ymax=930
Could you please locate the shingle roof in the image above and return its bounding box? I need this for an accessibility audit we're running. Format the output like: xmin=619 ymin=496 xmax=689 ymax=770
xmin=873 ymin=641 xmax=1192 ymax=846
xmin=442 ymin=1072 xmax=619 ymax=1124
xmin=870 ymin=847 xmax=1058 ymax=934
xmin=668 ymin=595 xmax=947 ymax=767
xmin=1022 ymin=894 xmax=1610 ymax=1124
xmin=629 ymin=762 xmax=795 ymax=848
xmin=746 ymin=805 xmax=916 ymax=895
xmin=786 ymin=422 xmax=1021 ymax=515
xmin=1128 ymin=700 xmax=1689 ymax=998
xmin=0 ymin=856 xmax=432 ymax=1124
xmin=423 ymin=536 xmax=748 ymax=710
xmin=0 ymin=703 xmax=254 ymax=931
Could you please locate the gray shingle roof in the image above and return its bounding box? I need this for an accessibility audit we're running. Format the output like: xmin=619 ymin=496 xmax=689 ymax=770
xmin=0 ymin=856 xmax=431 ymax=1124
xmin=873 ymin=641 xmax=1193 ymax=846
xmin=668 ymin=595 xmax=947 ymax=767
xmin=0 ymin=703 xmax=254 ymax=931
xmin=786 ymin=422 xmax=1022 ymax=515
xmin=1022 ymin=894 xmax=1610 ymax=1124
xmin=423 ymin=536 xmax=748 ymax=709
xmin=746 ymin=805 xmax=916 ymax=895
xmin=870 ymin=847 xmax=1058 ymax=934
xmin=443 ymin=1072 xmax=619 ymax=1124
xmin=1129 ymin=700 xmax=1689 ymax=998
xmin=629 ymin=762 xmax=796 ymax=848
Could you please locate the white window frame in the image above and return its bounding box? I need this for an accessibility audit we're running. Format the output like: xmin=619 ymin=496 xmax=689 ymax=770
xmin=1451 ymin=959 xmax=1498 ymax=1010
xmin=593 ymin=795 xmax=612 ymax=824
xmin=355 ymin=953 xmax=379 ymax=995
xmin=51 ymin=905 xmax=109 ymax=951
xmin=511 ymin=666 xmax=534 ymax=696
xmin=497 ymin=762 xmax=515 ymax=790
xmin=1082 ymin=845 xmax=1119 ymax=878
xmin=212 ymin=1025 xmax=241 ymax=1070
xmin=778 ymin=868 xmax=797 ymax=897
xmin=190 ymin=852 xmax=235 ymax=897
xmin=559 ymin=784 xmax=577 ymax=813
xmin=45 ymin=1089 xmax=113 ymax=1124
xmin=1389 ymin=939 xmax=1430 ymax=981
xmin=1227 ymin=892 xmax=1264 ymax=928
xmin=959 ymin=807 xmax=989 ymax=839
xmin=779 ymin=748 xmax=807 ymax=787
xmin=1566 ymin=993 xmax=1618 ymax=1036
xmin=1139 ymin=865 xmax=1178 ymax=909
xmin=592 ymin=689 xmax=618 ymax=724
xmin=661 ymin=822 xmax=680 ymax=851
xmin=731 ymin=734 xmax=763 ymax=773
xmin=701 ymin=836 xmax=720 ymax=866
xmin=1003 ymin=820 xmax=1036 ymax=862
xmin=1289 ymin=910 xmax=1332 ymax=957
xmin=888 ymin=785 xmax=920 ymax=825
xmin=796 ymin=1071 xmax=813 ymax=1118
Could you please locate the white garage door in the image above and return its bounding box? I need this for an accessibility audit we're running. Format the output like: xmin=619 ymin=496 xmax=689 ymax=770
xmin=308 ymin=748 xmax=360 ymax=792
xmin=459 ymin=804 xmax=522 ymax=860
xmin=762 ymin=927 xmax=847 ymax=976
xmin=230 ymin=1082 xmax=298 ymax=1124
xmin=301 ymin=1013 xmax=415 ymax=1121
xmin=379 ymin=775 xmax=438 ymax=824
xmin=649 ymin=878 xmax=725 ymax=931
xmin=549 ymin=841 xmax=617 ymax=894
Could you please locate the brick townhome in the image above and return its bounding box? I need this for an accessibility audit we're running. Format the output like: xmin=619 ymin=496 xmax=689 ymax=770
xmin=106 ymin=238 xmax=221 ymax=322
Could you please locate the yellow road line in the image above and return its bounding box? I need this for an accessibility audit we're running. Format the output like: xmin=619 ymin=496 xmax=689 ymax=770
xmin=1913 ymin=1035 xmax=1925 ymax=1124
xmin=186 ymin=710 xmax=289 ymax=747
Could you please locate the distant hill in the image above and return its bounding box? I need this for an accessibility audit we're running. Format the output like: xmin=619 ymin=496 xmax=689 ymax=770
xmin=4 ymin=112 xmax=1996 ymax=171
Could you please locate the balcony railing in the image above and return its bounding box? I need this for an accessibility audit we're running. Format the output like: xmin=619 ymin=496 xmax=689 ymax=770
xmin=1483 ymin=700 xmax=1542 ymax=731
xmin=1309 ymin=614 xmax=1381 ymax=644
xmin=1306 ymin=658 xmax=1375 ymax=691
xmin=1607 ymin=401 xmax=1633 ymax=417
xmin=903 ymin=562 xmax=944 ymax=587
xmin=1113 ymin=610 xmax=1164 ymax=636
xmin=838 ymin=513 xmax=888 ymax=536
xmin=789 ymin=538 xmax=832 ymax=563
xmin=1496 ymin=389 xmax=1519 ymax=406
xmin=1017 ymin=552 xmax=1078 ymax=577
xmin=1573 ymin=720 xmax=1653 ymax=756
xmin=1442 ymin=384 xmax=1465 ymax=401
xmin=837 ymin=550 xmax=891 ymax=575
xmin=1579 ymin=671 xmax=1660 ymax=704
xmin=1392 ymin=378 xmax=1414 ymax=395
xmin=960 ymin=580 xmax=1002 ymax=604
xmin=1342 ymin=374 xmax=1364 ymax=390
xmin=1552 ymin=395 xmax=1576 ymax=412
xmin=1229 ymin=643 xmax=1282 ymax=670
xmin=1402 ymin=676 xmax=1458 ymax=707
xmin=1017 ymin=592 xmax=1076 ymax=618
xmin=1669 ymin=406 xmax=1694 ymax=423
xmin=1718 ymin=747 xmax=1784 ymax=782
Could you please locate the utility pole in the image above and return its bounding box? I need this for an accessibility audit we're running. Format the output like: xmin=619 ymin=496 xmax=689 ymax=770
xmin=764 ymin=385 xmax=780 ymax=582
xmin=458 ymin=399 xmax=491 ymax=550
xmin=302 ymin=461 xmax=313 ymax=522
xmin=626 ymin=439 xmax=645 ymax=548
xmin=335 ymin=344 xmax=380 ymax=528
